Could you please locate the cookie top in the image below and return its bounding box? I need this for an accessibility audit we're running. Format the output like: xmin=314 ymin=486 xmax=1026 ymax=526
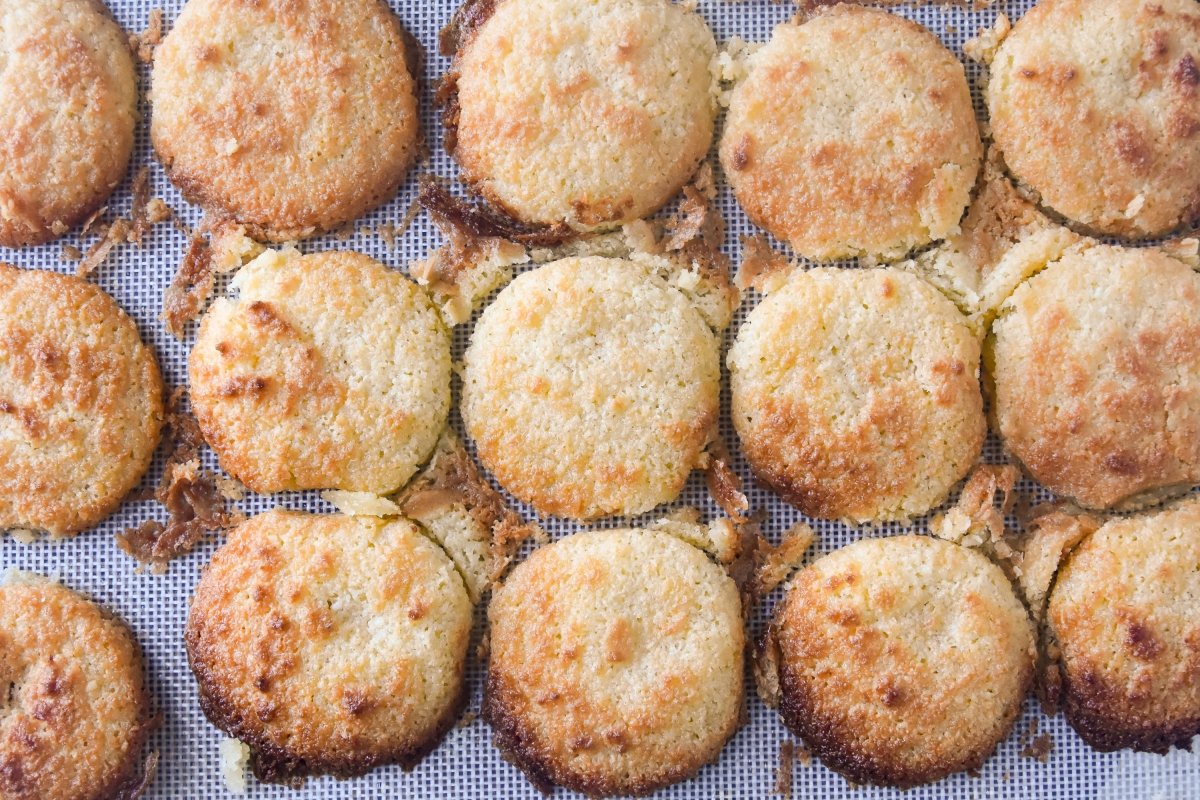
xmin=0 ymin=265 xmax=164 ymax=537
xmin=447 ymin=0 xmax=716 ymax=231
xmin=0 ymin=574 xmax=153 ymax=800
xmin=485 ymin=528 xmax=743 ymax=796
xmin=728 ymin=267 xmax=984 ymax=523
xmin=1049 ymin=498 xmax=1200 ymax=753
xmin=185 ymin=510 xmax=473 ymax=782
xmin=461 ymin=256 xmax=720 ymax=519
xmin=720 ymin=5 xmax=981 ymax=262
xmin=988 ymin=0 xmax=1200 ymax=238
xmin=770 ymin=535 xmax=1035 ymax=788
xmin=151 ymin=0 xmax=419 ymax=241
xmin=988 ymin=243 xmax=1200 ymax=510
xmin=189 ymin=249 xmax=451 ymax=495
xmin=0 ymin=0 xmax=137 ymax=247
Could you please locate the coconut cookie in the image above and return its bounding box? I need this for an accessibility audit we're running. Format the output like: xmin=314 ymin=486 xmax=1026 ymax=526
xmin=0 ymin=0 xmax=137 ymax=247
xmin=988 ymin=243 xmax=1200 ymax=510
xmin=728 ymin=267 xmax=984 ymax=523
xmin=461 ymin=256 xmax=720 ymax=519
xmin=445 ymin=0 xmax=716 ymax=232
xmin=151 ymin=0 xmax=420 ymax=241
xmin=485 ymin=528 xmax=743 ymax=796
xmin=0 ymin=574 xmax=154 ymax=800
xmin=988 ymin=0 xmax=1200 ymax=238
xmin=189 ymin=249 xmax=451 ymax=495
xmin=720 ymin=5 xmax=981 ymax=262
xmin=766 ymin=535 xmax=1035 ymax=787
xmin=0 ymin=265 xmax=163 ymax=537
xmin=186 ymin=510 xmax=473 ymax=782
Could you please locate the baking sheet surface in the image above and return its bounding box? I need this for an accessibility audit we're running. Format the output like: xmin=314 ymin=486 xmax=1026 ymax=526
xmin=1 ymin=0 xmax=1198 ymax=797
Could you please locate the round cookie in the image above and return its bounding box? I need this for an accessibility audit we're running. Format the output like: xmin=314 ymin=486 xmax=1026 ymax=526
xmin=988 ymin=244 xmax=1200 ymax=510
xmin=720 ymin=6 xmax=981 ymax=262
xmin=446 ymin=0 xmax=716 ymax=232
xmin=189 ymin=248 xmax=451 ymax=495
xmin=0 ymin=574 xmax=154 ymax=800
xmin=0 ymin=265 xmax=163 ymax=537
xmin=485 ymin=529 xmax=743 ymax=796
xmin=1048 ymin=498 xmax=1200 ymax=753
xmin=185 ymin=510 xmax=473 ymax=782
xmin=151 ymin=0 xmax=419 ymax=242
xmin=461 ymin=256 xmax=720 ymax=519
xmin=988 ymin=0 xmax=1200 ymax=239
xmin=0 ymin=0 xmax=137 ymax=247
xmin=768 ymin=535 xmax=1035 ymax=788
xmin=728 ymin=267 xmax=985 ymax=523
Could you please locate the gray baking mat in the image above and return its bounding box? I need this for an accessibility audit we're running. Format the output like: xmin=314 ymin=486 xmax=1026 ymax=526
xmin=1 ymin=0 xmax=1197 ymax=797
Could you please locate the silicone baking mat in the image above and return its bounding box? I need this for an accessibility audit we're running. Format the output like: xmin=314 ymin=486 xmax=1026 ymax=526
xmin=2 ymin=0 xmax=1198 ymax=797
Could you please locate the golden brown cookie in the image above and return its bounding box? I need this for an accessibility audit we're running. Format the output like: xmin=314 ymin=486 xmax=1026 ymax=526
xmin=189 ymin=249 xmax=451 ymax=495
xmin=988 ymin=0 xmax=1200 ymax=238
xmin=0 ymin=265 xmax=164 ymax=537
xmin=728 ymin=267 xmax=984 ymax=523
xmin=446 ymin=0 xmax=716 ymax=232
xmin=1048 ymin=498 xmax=1200 ymax=753
xmin=185 ymin=510 xmax=473 ymax=782
xmin=768 ymin=535 xmax=1035 ymax=787
xmin=988 ymin=243 xmax=1200 ymax=510
xmin=0 ymin=0 xmax=137 ymax=247
xmin=461 ymin=256 xmax=720 ymax=519
xmin=0 ymin=574 xmax=154 ymax=800
xmin=720 ymin=5 xmax=981 ymax=261
xmin=485 ymin=528 xmax=743 ymax=796
xmin=151 ymin=0 xmax=420 ymax=241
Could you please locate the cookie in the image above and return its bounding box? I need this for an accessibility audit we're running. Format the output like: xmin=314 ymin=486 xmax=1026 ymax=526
xmin=1049 ymin=498 xmax=1200 ymax=753
xmin=151 ymin=0 xmax=420 ymax=241
xmin=461 ymin=256 xmax=720 ymax=519
xmin=0 ymin=573 xmax=154 ymax=800
xmin=446 ymin=0 xmax=716 ymax=232
xmin=185 ymin=510 xmax=473 ymax=782
xmin=485 ymin=528 xmax=743 ymax=795
xmin=988 ymin=0 xmax=1200 ymax=238
xmin=728 ymin=267 xmax=984 ymax=523
xmin=768 ymin=535 xmax=1035 ymax=787
xmin=720 ymin=5 xmax=981 ymax=261
xmin=0 ymin=265 xmax=163 ymax=537
xmin=0 ymin=0 xmax=137 ymax=247
xmin=988 ymin=243 xmax=1200 ymax=510
xmin=189 ymin=248 xmax=451 ymax=495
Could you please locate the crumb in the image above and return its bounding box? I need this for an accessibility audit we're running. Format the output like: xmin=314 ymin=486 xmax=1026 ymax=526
xmin=476 ymin=633 xmax=490 ymax=663
xmin=929 ymin=463 xmax=1022 ymax=569
xmin=736 ymin=233 xmax=792 ymax=292
xmin=397 ymin=431 xmax=538 ymax=583
xmin=705 ymin=441 xmax=749 ymax=522
xmin=208 ymin=220 xmax=264 ymax=273
xmin=456 ymin=708 xmax=479 ymax=729
xmin=411 ymin=178 xmax=530 ymax=325
xmin=417 ymin=174 xmax=571 ymax=246
xmin=775 ymin=739 xmax=795 ymax=795
xmin=80 ymin=205 xmax=108 ymax=237
xmin=60 ymin=245 xmax=82 ymax=262
xmin=128 ymin=9 xmax=164 ymax=64
xmin=77 ymin=217 xmax=131 ymax=278
xmin=219 ymin=737 xmax=249 ymax=794
xmin=396 ymin=195 xmax=421 ymax=238
xmin=753 ymin=522 xmax=816 ymax=597
xmin=116 ymin=389 xmax=236 ymax=572
xmin=964 ymin=13 xmax=1011 ymax=65
xmin=376 ymin=221 xmax=398 ymax=252
xmin=127 ymin=167 xmax=157 ymax=246
xmin=163 ymin=234 xmax=215 ymax=338
xmin=320 ymin=490 xmax=401 ymax=517
xmin=214 ymin=475 xmax=246 ymax=502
